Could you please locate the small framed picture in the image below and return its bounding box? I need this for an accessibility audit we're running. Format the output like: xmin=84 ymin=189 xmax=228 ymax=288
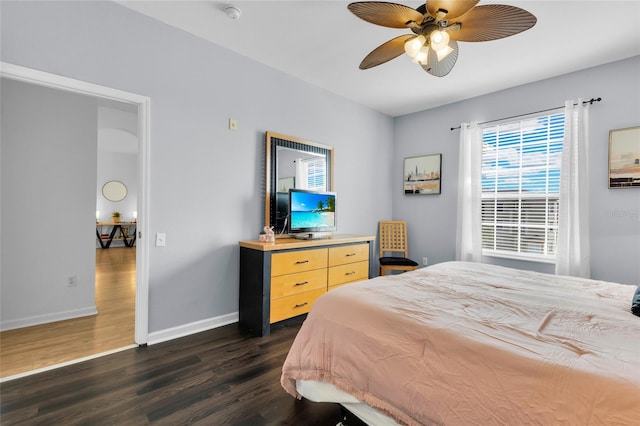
xmin=278 ymin=176 xmax=295 ymax=192
xmin=609 ymin=126 xmax=640 ymax=188
xmin=404 ymin=154 xmax=442 ymax=195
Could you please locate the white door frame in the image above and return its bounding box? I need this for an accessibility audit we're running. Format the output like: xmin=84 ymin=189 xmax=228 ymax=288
xmin=1 ymin=62 xmax=150 ymax=344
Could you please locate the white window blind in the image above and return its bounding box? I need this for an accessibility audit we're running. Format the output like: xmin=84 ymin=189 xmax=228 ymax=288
xmin=481 ymin=112 xmax=565 ymax=261
xmin=303 ymin=157 xmax=326 ymax=190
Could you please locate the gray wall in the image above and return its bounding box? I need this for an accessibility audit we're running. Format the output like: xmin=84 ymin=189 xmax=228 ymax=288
xmin=1 ymin=79 xmax=98 ymax=328
xmin=393 ymin=56 xmax=640 ymax=285
xmin=0 ymin=1 xmax=394 ymax=333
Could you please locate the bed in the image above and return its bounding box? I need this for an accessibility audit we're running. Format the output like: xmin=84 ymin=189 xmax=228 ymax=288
xmin=281 ymin=261 xmax=640 ymax=425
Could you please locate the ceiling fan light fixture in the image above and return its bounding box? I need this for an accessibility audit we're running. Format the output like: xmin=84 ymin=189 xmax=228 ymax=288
xmin=412 ymin=46 xmax=430 ymax=65
xmin=348 ymin=1 xmax=536 ymax=78
xmin=404 ymin=35 xmax=426 ymax=57
xmin=430 ymin=29 xmax=450 ymax=51
xmin=435 ymin=44 xmax=454 ymax=61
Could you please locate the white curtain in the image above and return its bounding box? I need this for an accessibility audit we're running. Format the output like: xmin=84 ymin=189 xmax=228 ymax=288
xmin=294 ymin=158 xmax=307 ymax=190
xmin=456 ymin=122 xmax=483 ymax=262
xmin=556 ymin=99 xmax=590 ymax=278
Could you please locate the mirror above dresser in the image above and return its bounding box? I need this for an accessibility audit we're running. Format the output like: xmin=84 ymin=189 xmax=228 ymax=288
xmin=265 ymin=131 xmax=334 ymax=235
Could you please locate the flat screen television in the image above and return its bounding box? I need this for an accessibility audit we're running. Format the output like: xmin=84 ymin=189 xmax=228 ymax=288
xmin=288 ymin=189 xmax=337 ymax=239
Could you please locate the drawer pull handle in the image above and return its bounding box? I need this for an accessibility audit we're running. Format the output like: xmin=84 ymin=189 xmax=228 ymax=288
xmin=345 ymin=271 xmax=356 ymax=275
xmin=346 ymin=253 xmax=356 ymax=257
xmin=294 ymin=281 xmax=309 ymax=286
xmin=295 ymin=260 xmax=310 ymax=264
xmin=294 ymin=302 xmax=309 ymax=308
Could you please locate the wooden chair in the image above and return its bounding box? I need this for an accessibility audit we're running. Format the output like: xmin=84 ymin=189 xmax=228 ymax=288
xmin=378 ymin=221 xmax=419 ymax=276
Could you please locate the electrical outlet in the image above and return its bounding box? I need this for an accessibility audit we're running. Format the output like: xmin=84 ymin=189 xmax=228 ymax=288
xmin=229 ymin=118 xmax=237 ymax=130
xmin=155 ymin=232 xmax=166 ymax=247
xmin=422 ymin=257 xmax=429 ymax=266
xmin=67 ymin=275 xmax=77 ymax=287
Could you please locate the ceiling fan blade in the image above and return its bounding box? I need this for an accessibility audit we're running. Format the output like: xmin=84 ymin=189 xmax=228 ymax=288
xmin=348 ymin=2 xmax=424 ymax=29
xmin=422 ymin=40 xmax=458 ymax=77
xmin=359 ymin=34 xmax=415 ymax=69
xmin=449 ymin=5 xmax=537 ymax=42
xmin=426 ymin=0 xmax=479 ymax=20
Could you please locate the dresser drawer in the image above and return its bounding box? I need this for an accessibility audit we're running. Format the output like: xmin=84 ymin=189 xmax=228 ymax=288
xmin=271 ymin=269 xmax=327 ymax=299
xmin=328 ymin=260 xmax=369 ymax=288
xmin=270 ymin=288 xmax=325 ymax=323
xmin=328 ymin=244 xmax=369 ymax=267
xmin=271 ymin=248 xmax=328 ymax=277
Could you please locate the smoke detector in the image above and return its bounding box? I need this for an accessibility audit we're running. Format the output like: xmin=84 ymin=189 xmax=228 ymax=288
xmin=225 ymin=5 xmax=241 ymax=19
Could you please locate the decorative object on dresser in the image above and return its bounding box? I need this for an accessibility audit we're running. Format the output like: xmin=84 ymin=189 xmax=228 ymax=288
xmin=378 ymin=220 xmax=418 ymax=275
xmin=239 ymin=235 xmax=375 ymax=336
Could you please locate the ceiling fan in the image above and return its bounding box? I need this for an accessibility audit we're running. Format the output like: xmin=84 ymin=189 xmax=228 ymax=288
xmin=347 ymin=0 xmax=537 ymax=77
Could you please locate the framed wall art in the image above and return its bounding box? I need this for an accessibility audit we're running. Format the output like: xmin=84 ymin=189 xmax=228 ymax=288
xmin=277 ymin=176 xmax=295 ymax=192
xmin=404 ymin=154 xmax=442 ymax=195
xmin=609 ymin=126 xmax=640 ymax=188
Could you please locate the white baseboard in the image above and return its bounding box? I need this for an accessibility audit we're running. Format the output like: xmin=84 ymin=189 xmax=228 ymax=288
xmin=0 ymin=306 xmax=98 ymax=331
xmin=147 ymin=312 xmax=239 ymax=345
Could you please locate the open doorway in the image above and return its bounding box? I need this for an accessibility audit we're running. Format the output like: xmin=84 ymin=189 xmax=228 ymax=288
xmin=0 ymin=63 xmax=150 ymax=380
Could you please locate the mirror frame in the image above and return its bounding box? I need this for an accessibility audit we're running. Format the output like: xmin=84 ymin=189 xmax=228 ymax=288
xmin=102 ymin=180 xmax=128 ymax=202
xmin=265 ymin=131 xmax=334 ymax=235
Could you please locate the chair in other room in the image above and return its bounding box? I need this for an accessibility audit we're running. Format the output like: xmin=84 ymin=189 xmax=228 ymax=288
xmin=379 ymin=220 xmax=419 ymax=276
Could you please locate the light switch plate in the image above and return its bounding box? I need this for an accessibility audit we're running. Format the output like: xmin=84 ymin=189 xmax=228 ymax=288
xmin=155 ymin=232 xmax=166 ymax=247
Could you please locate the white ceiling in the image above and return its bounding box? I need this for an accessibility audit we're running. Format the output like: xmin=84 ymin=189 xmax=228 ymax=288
xmin=117 ymin=0 xmax=640 ymax=117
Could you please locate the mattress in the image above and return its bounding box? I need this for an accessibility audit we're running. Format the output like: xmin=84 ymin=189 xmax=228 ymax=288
xmin=281 ymin=261 xmax=640 ymax=425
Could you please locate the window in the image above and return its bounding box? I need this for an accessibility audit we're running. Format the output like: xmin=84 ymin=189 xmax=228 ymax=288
xmin=481 ymin=112 xmax=565 ymax=262
xmin=302 ymin=157 xmax=326 ymax=190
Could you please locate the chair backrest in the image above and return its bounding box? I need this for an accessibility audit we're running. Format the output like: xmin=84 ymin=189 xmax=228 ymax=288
xmin=379 ymin=221 xmax=409 ymax=258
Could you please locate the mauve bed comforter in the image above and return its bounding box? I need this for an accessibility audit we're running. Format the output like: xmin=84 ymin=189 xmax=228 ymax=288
xmin=281 ymin=261 xmax=640 ymax=425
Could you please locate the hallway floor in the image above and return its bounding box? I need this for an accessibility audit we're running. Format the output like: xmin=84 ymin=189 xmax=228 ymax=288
xmin=0 ymin=248 xmax=135 ymax=379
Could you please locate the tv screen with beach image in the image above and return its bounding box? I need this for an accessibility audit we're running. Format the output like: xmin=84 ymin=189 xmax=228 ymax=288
xmin=290 ymin=191 xmax=336 ymax=230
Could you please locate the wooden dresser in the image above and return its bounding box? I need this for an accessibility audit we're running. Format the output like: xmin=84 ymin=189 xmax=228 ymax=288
xmin=239 ymin=234 xmax=375 ymax=336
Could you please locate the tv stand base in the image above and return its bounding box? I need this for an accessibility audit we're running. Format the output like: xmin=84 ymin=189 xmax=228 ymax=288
xmin=291 ymin=233 xmax=333 ymax=240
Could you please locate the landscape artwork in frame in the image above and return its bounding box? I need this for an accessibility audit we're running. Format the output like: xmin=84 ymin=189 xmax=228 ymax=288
xmin=609 ymin=126 xmax=640 ymax=188
xmin=404 ymin=154 xmax=442 ymax=195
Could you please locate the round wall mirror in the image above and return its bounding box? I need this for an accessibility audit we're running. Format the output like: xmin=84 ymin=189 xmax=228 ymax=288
xmin=102 ymin=180 xmax=128 ymax=202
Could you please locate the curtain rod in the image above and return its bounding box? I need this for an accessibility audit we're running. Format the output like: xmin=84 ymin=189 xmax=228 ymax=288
xmin=449 ymin=97 xmax=602 ymax=131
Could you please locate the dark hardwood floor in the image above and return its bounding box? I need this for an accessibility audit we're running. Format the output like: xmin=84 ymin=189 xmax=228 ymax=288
xmin=0 ymin=317 xmax=365 ymax=425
